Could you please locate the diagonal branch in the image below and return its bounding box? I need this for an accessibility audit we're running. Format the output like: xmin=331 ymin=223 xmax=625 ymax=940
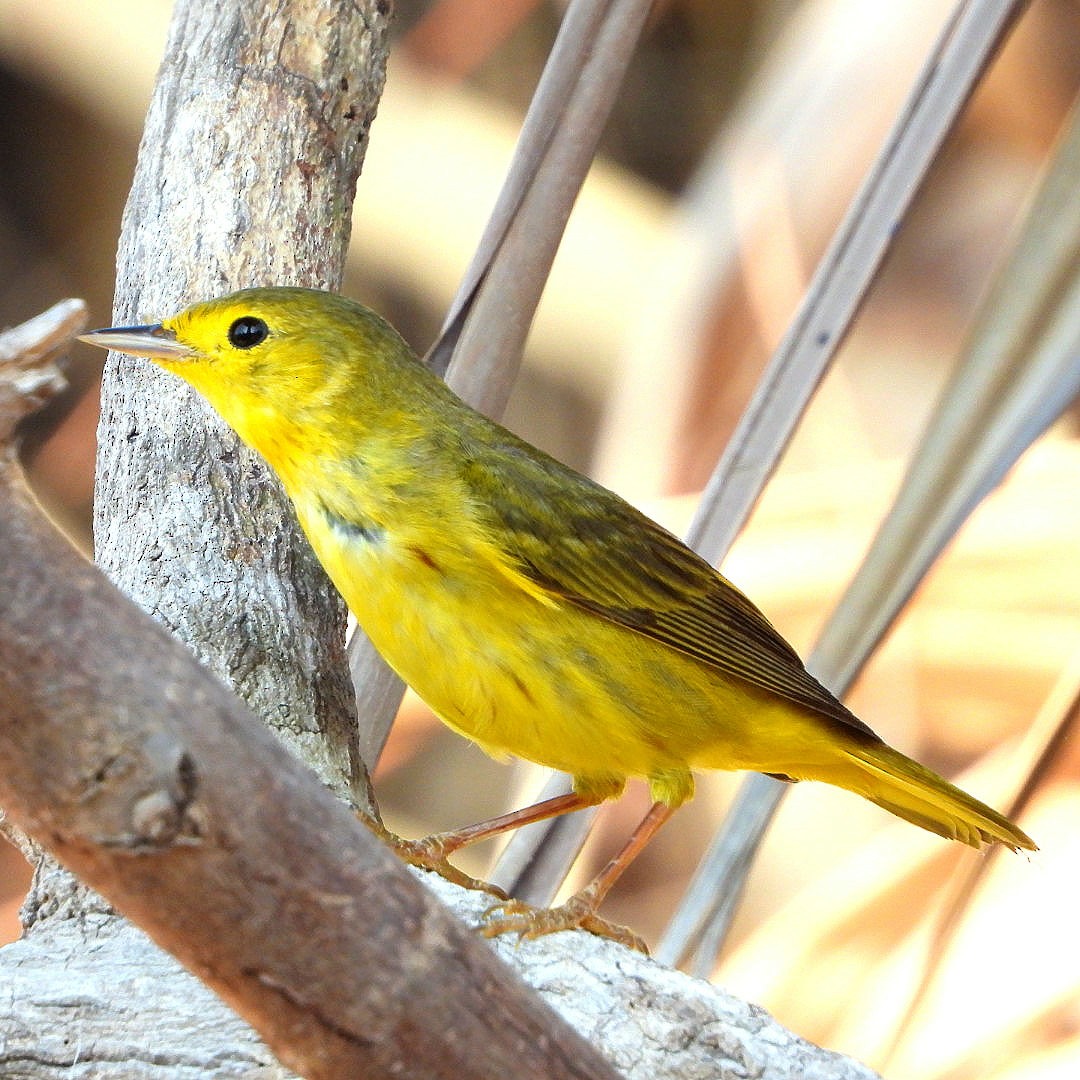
xmin=658 ymin=0 xmax=1031 ymax=970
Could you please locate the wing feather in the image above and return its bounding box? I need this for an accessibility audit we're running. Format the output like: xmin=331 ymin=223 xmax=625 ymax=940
xmin=463 ymin=438 xmax=873 ymax=736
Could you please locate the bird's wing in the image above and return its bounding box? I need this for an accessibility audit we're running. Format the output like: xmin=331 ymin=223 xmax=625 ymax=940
xmin=464 ymin=440 xmax=873 ymax=735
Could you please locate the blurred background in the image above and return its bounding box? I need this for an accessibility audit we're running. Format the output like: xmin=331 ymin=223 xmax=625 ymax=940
xmin=2 ymin=1 xmax=1079 ymax=1076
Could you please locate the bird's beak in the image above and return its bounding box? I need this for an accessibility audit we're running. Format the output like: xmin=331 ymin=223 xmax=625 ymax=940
xmin=78 ymin=323 xmax=193 ymax=360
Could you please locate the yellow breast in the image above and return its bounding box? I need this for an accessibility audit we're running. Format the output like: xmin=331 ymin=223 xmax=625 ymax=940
xmin=291 ymin=486 xmax=797 ymax=802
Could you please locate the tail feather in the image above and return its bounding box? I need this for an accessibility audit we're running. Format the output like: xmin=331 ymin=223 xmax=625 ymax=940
xmin=840 ymin=739 xmax=1036 ymax=852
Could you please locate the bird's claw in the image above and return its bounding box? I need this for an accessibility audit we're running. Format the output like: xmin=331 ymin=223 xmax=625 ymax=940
xmin=480 ymin=895 xmax=648 ymax=953
xmin=394 ymin=836 xmax=509 ymax=899
xmin=361 ymin=817 xmax=508 ymax=899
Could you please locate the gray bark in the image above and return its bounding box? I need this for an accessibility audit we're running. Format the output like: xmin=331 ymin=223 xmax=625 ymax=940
xmin=94 ymin=0 xmax=387 ymax=802
xmin=1 ymin=874 xmax=881 ymax=1080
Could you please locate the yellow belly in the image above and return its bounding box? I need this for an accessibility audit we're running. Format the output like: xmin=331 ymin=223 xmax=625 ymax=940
xmin=296 ymin=498 xmax=838 ymax=804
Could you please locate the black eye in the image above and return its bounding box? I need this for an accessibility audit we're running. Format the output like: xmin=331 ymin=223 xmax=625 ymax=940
xmin=228 ymin=316 xmax=268 ymax=349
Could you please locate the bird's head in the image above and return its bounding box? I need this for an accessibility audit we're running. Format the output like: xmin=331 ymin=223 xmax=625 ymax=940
xmin=80 ymin=286 xmax=421 ymax=460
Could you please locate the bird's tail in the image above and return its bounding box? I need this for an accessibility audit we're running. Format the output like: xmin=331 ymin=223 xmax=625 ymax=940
xmin=835 ymin=738 xmax=1036 ymax=852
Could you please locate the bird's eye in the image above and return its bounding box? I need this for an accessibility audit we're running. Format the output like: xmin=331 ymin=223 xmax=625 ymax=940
xmin=228 ymin=316 xmax=269 ymax=350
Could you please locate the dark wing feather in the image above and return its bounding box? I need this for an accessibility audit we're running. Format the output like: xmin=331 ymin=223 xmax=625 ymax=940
xmin=464 ymin=437 xmax=874 ymax=736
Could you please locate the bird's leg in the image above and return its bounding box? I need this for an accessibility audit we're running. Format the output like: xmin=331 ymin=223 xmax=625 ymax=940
xmin=482 ymin=801 xmax=676 ymax=952
xmin=383 ymin=791 xmax=600 ymax=899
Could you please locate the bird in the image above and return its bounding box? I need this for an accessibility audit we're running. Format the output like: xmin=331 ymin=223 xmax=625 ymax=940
xmin=81 ymin=286 xmax=1035 ymax=947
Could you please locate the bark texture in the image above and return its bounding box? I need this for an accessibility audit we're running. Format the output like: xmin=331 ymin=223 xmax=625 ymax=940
xmin=93 ymin=0 xmax=387 ymax=799
xmin=2 ymin=890 xmax=882 ymax=1080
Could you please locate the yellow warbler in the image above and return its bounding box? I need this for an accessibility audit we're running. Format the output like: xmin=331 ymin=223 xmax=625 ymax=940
xmin=81 ymin=287 xmax=1035 ymax=944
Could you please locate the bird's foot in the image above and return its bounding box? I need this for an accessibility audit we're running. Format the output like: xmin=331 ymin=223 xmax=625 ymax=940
xmin=359 ymin=814 xmax=508 ymax=899
xmin=480 ymin=892 xmax=648 ymax=953
xmin=393 ymin=834 xmax=510 ymax=899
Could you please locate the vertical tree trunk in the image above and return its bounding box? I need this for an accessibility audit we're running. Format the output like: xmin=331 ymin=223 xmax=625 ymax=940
xmin=95 ymin=0 xmax=389 ymax=802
